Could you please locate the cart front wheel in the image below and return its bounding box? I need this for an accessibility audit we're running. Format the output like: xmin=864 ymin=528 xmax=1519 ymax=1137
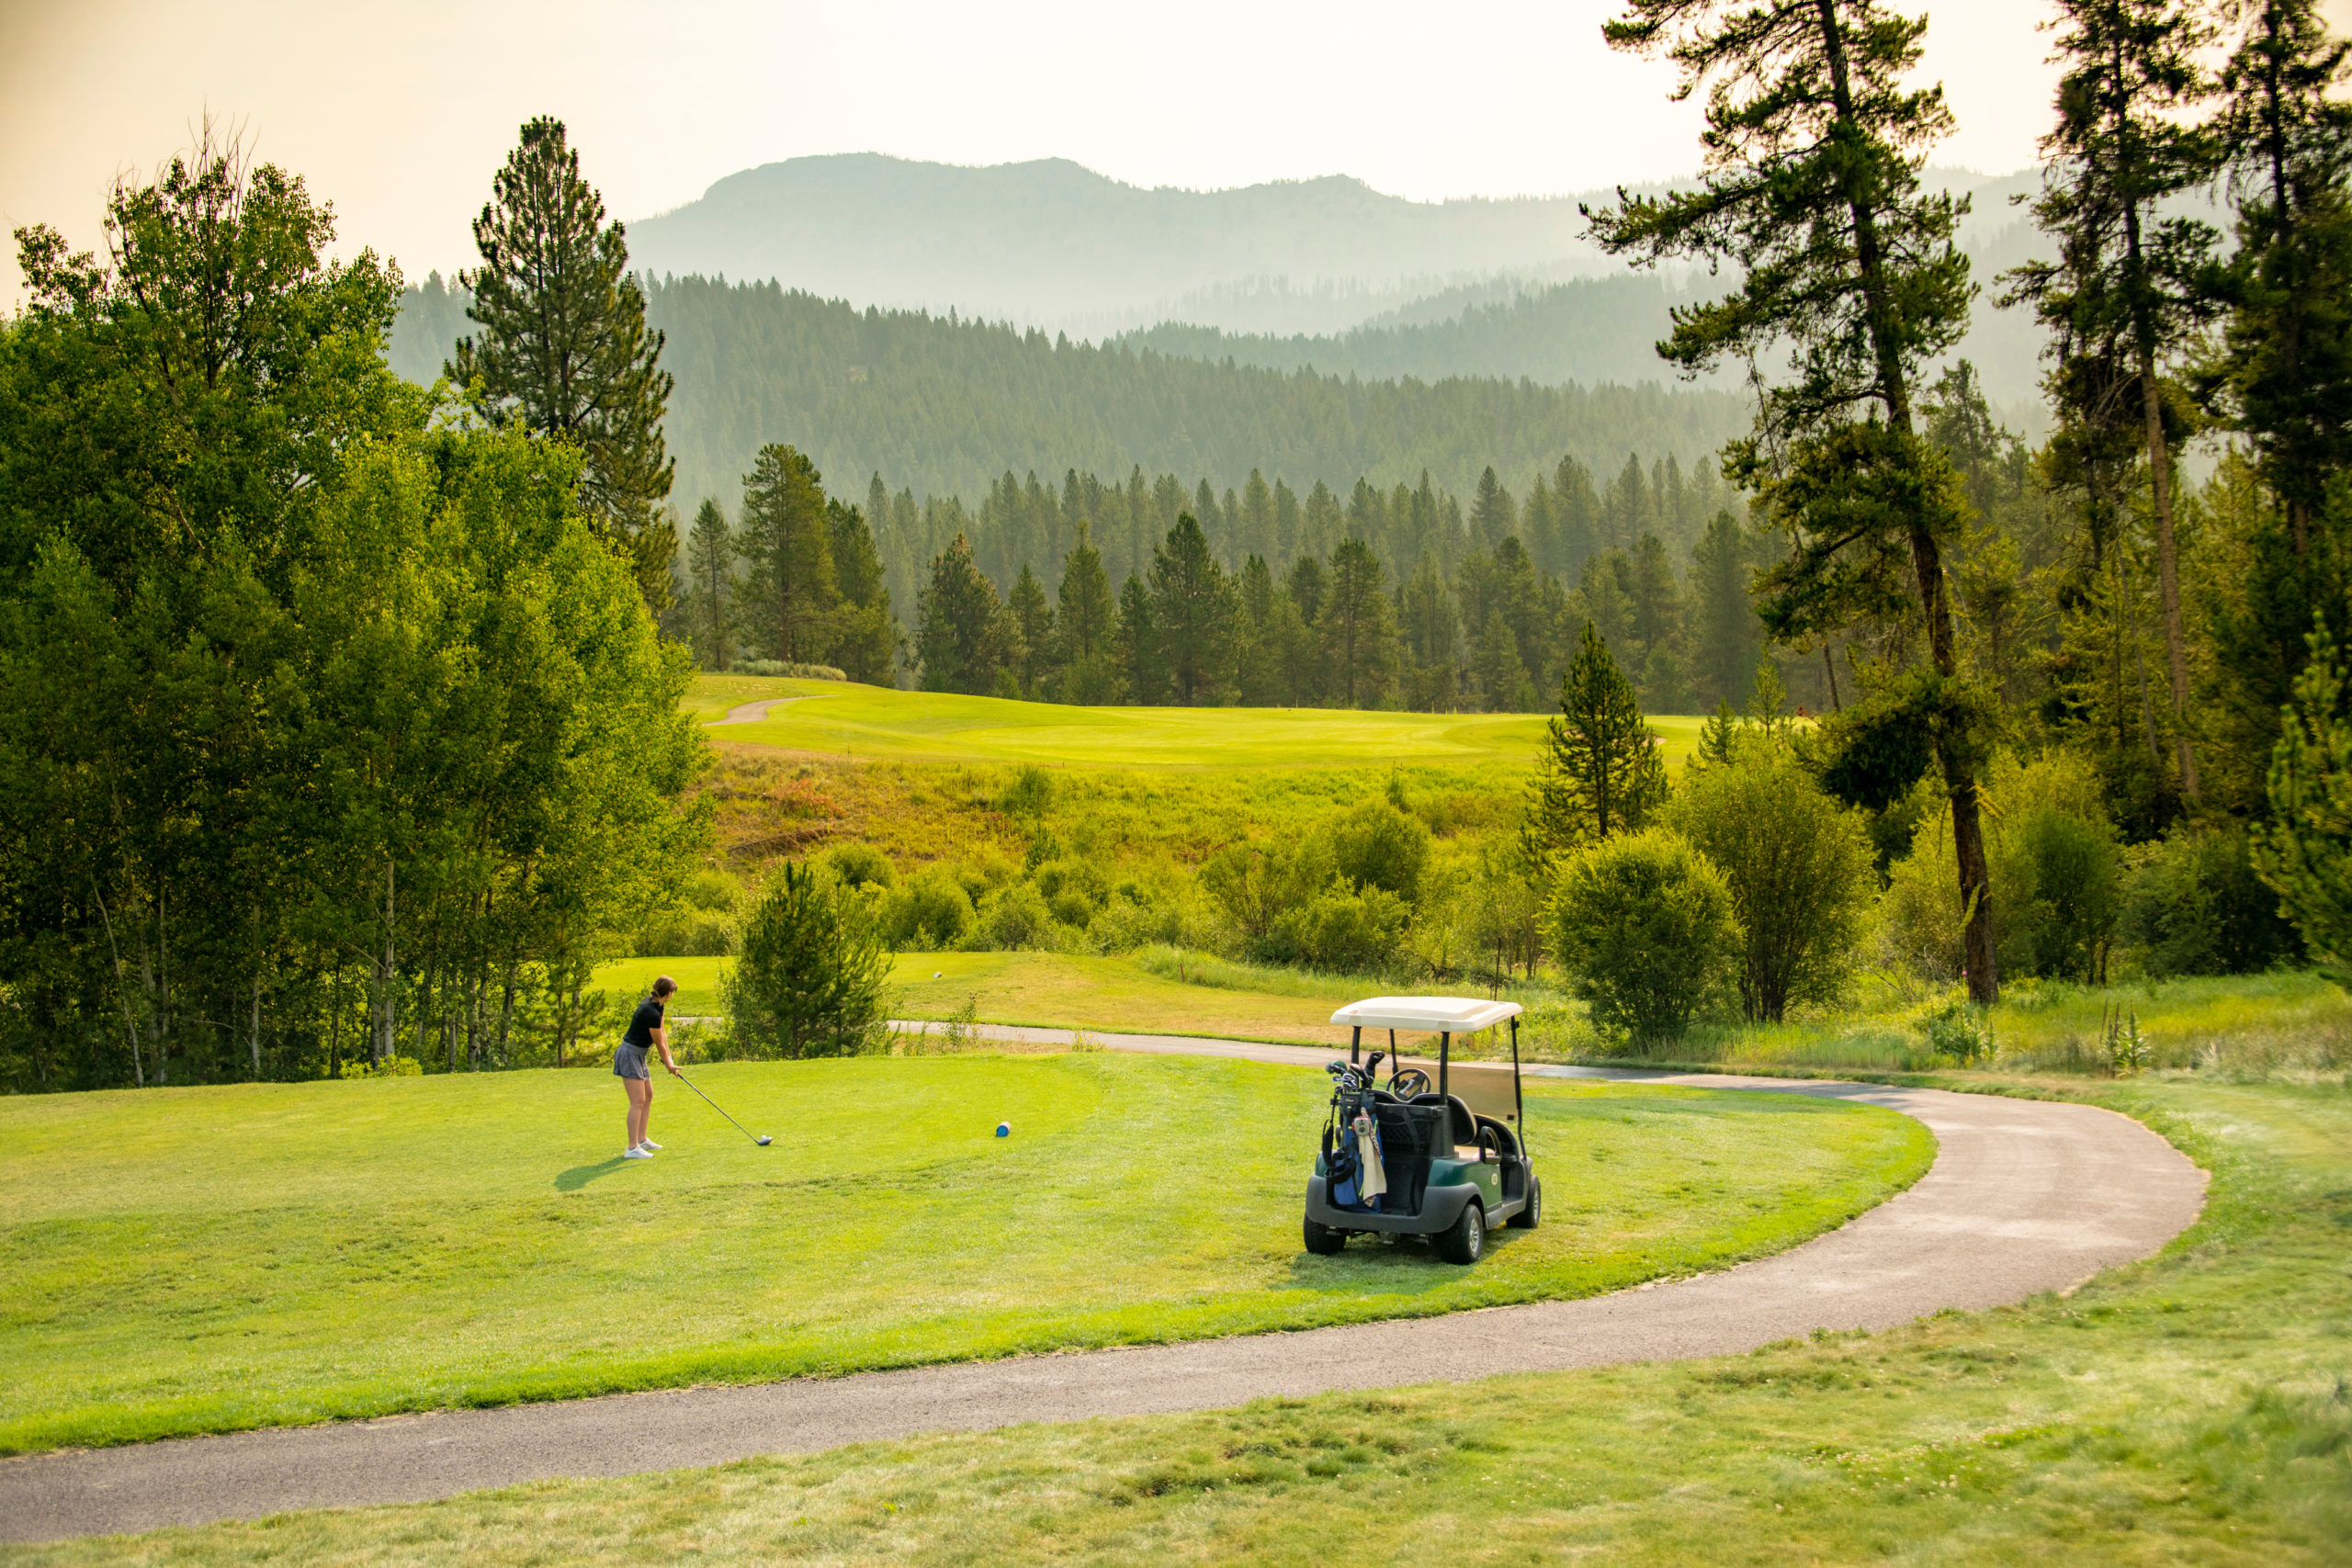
xmin=1436 ymin=1200 xmax=1485 ymax=1265
xmin=1508 ymin=1174 xmax=1542 ymax=1230
xmin=1303 ymin=1216 xmax=1348 ymax=1256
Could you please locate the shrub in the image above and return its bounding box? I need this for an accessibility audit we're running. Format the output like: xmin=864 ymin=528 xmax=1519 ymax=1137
xmin=978 ymin=883 xmax=1057 ymax=950
xmin=1264 ymin=883 xmax=1410 ymax=972
xmin=820 ymin=842 xmax=896 ymax=891
xmin=1665 ymin=751 xmax=1875 ymax=1021
xmin=877 ymin=866 xmax=976 ymax=950
xmin=1917 ymin=997 xmax=1996 ymax=1065
xmin=723 ymin=863 xmax=890 ymax=1058
xmin=1323 ymin=800 xmax=1431 ymax=902
xmin=731 ymin=660 xmax=846 ymax=680
xmin=1881 ymin=751 xmax=2122 ymax=985
xmin=996 ymin=765 xmax=1056 ymax=818
xmin=1033 ymin=857 xmax=1109 ymax=929
xmin=1547 ymin=829 xmax=1742 ymax=1045
xmin=2121 ymin=825 xmax=2302 ymax=976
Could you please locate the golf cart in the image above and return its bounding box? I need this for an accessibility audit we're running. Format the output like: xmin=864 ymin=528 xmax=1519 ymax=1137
xmin=1303 ymin=996 xmax=1540 ymax=1265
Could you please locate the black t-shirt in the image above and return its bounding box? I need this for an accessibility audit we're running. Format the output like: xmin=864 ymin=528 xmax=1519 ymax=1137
xmin=623 ymin=997 xmax=665 ymax=1049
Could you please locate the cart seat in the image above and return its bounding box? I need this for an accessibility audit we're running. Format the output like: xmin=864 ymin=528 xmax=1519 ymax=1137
xmin=1405 ymin=1093 xmax=1478 ymax=1153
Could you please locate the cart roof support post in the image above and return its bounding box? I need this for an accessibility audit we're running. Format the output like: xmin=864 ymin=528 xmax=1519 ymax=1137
xmin=1510 ymin=1016 xmax=1523 ymax=1152
xmin=1351 ymin=1025 xmax=1361 ymax=1066
xmin=1439 ymin=1032 xmax=1450 ymax=1104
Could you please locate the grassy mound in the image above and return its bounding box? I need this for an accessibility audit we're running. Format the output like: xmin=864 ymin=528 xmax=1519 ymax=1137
xmin=0 ymin=1055 xmax=1926 ymax=1454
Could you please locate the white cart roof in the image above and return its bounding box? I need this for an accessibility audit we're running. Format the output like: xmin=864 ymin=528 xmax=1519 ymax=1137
xmin=1329 ymin=997 xmax=1523 ymax=1033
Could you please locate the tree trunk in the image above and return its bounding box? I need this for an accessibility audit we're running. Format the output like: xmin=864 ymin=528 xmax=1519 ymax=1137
xmin=249 ymin=976 xmax=262 ymax=1079
xmin=2137 ymin=351 xmax=2199 ymax=800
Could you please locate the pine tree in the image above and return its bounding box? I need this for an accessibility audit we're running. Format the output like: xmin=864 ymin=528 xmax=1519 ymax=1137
xmin=1689 ymin=510 xmax=1759 ymax=707
xmin=1318 ymin=537 xmax=1398 ymax=709
xmin=1398 ymin=549 xmax=1461 ymax=711
xmin=1475 ymin=610 xmax=1530 ymax=713
xmin=1589 ymin=0 xmax=1997 ymax=1000
xmin=1525 ymin=623 xmax=1670 ymax=867
xmin=828 ymin=499 xmax=898 ymax=685
xmin=1470 ymin=466 xmax=1517 ymax=550
xmin=1007 ymin=563 xmax=1054 ymax=696
xmin=1148 ymin=513 xmax=1234 ymax=705
xmin=1116 ymin=573 xmax=1166 ymax=705
xmin=739 ymin=444 xmax=839 ymax=664
xmin=914 ymin=535 xmax=1009 ymax=694
xmin=2024 ymin=0 xmax=2222 ymax=800
xmin=684 ymin=498 xmax=735 ymax=671
xmin=449 ymin=118 xmax=675 ymax=610
xmin=1054 ymin=520 xmax=1119 ymax=703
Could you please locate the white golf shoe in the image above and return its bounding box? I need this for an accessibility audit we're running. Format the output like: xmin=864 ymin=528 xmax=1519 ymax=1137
xmin=624 ymin=1146 xmax=654 ymax=1159
xmin=637 ymin=1139 xmax=662 ymax=1150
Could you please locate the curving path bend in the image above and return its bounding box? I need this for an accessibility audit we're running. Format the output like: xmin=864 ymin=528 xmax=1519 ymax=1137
xmin=0 ymin=1033 xmax=2207 ymax=1543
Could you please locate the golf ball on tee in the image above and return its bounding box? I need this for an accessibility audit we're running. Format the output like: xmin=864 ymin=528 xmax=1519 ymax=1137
xmin=995 ymin=1122 xmax=1011 ymax=1138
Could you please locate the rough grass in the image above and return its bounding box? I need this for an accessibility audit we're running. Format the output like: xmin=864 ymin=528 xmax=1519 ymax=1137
xmin=0 ymin=1056 xmax=1927 ymax=1455
xmin=1583 ymin=973 xmax=2352 ymax=1082
xmin=18 ymin=1080 xmax=2344 ymax=1566
xmin=690 ymin=674 xmax=1707 ymax=772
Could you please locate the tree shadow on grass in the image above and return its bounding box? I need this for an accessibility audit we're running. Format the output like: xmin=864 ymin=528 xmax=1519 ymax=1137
xmin=556 ymin=1156 xmax=630 ymax=1191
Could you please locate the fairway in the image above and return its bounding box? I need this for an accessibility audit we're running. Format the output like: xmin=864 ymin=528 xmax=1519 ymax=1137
xmin=0 ymin=1055 xmax=1928 ymax=1454
xmin=594 ymin=952 xmax=1360 ymax=1044
xmin=692 ymin=675 xmax=1706 ymax=770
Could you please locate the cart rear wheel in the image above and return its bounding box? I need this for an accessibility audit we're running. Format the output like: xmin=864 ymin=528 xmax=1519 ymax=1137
xmin=1436 ymin=1199 xmax=1485 ymax=1265
xmin=1303 ymin=1216 xmax=1348 ymax=1256
xmin=1508 ymin=1174 xmax=1542 ymax=1230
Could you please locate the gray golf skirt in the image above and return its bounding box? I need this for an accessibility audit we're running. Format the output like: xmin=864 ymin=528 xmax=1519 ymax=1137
xmin=613 ymin=1042 xmax=650 ymax=1080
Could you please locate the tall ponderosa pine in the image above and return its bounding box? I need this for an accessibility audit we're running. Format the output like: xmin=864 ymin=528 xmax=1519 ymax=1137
xmin=739 ymin=444 xmax=837 ymax=664
xmin=914 ymin=534 xmax=1009 ymax=694
xmin=2198 ymin=1 xmax=2352 ymax=807
xmin=1589 ymin=0 xmax=2000 ymax=1000
xmin=684 ymin=498 xmax=734 ymax=671
xmin=2027 ymin=0 xmax=2221 ymax=800
xmin=1319 ymin=537 xmax=1398 ymax=708
xmin=450 ymin=118 xmax=676 ymax=610
xmin=1525 ymin=624 xmax=1669 ymax=866
xmin=1007 ymin=563 xmax=1054 ymax=695
xmin=1148 ymin=513 xmax=1234 ymax=705
xmin=827 ymin=498 xmax=898 ymax=684
xmin=1054 ymin=521 xmax=1119 ymax=703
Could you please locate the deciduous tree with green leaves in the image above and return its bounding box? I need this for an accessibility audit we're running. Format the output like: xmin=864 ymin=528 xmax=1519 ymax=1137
xmin=1587 ymin=0 xmax=2000 ymax=1000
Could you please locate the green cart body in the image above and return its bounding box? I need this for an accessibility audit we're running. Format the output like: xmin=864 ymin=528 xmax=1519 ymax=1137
xmin=1303 ymin=996 xmax=1541 ymax=1265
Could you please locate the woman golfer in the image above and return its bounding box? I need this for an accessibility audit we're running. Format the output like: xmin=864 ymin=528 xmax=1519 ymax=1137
xmin=616 ymin=976 xmax=681 ymax=1158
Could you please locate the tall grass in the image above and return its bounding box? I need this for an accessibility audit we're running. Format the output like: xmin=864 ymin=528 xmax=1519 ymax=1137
xmin=1539 ymin=970 xmax=2351 ymax=1082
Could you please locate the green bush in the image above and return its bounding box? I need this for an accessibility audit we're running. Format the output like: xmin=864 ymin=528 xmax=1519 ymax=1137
xmin=820 ymin=842 xmax=896 ymax=891
xmin=2124 ymin=825 xmax=2303 ymax=976
xmin=1033 ymin=857 xmax=1110 ymax=929
xmin=1665 ymin=750 xmax=1875 ymax=1021
xmin=2003 ymin=808 xmax=2122 ymax=983
xmin=996 ymin=765 xmax=1057 ymax=817
xmin=732 ymin=660 xmax=846 ymax=680
xmin=1264 ymin=882 xmax=1410 ymax=973
xmin=978 ymin=883 xmax=1057 ymax=950
xmin=1547 ymin=829 xmax=1743 ymax=1045
xmin=722 ymin=863 xmax=890 ymax=1058
xmin=1323 ymin=800 xmax=1430 ymax=902
xmin=877 ymin=866 xmax=977 ymax=950
xmin=1917 ymin=997 xmax=1996 ymax=1065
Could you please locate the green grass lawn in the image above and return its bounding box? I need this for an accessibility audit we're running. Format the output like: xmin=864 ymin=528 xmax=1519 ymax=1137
xmin=0 ymin=1055 xmax=1927 ymax=1455
xmin=23 ymin=1080 xmax=2342 ymax=1567
xmin=691 ymin=675 xmax=1705 ymax=772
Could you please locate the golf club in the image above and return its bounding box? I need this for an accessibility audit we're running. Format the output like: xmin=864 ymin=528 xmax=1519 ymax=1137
xmin=677 ymin=1070 xmax=772 ymax=1145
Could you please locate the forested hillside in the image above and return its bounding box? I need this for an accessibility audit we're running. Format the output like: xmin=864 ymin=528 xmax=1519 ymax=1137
xmin=390 ymin=274 xmax=1757 ymax=519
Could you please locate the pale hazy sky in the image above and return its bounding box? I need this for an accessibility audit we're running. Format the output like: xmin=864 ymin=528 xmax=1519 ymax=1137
xmin=6 ymin=0 xmax=2346 ymax=304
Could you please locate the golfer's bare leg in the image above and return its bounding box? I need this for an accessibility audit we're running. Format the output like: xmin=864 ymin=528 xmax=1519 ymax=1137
xmin=627 ymin=1077 xmax=651 ymax=1148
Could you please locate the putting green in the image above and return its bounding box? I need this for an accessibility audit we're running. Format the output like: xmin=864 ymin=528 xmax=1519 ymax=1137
xmin=693 ymin=676 xmax=1705 ymax=771
xmin=0 ymin=1055 xmax=1930 ymax=1453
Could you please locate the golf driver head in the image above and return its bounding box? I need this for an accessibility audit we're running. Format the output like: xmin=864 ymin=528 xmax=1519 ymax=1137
xmin=756 ymin=1134 xmax=772 ymax=1145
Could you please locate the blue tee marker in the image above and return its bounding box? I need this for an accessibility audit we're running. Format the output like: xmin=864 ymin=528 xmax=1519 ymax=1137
xmin=995 ymin=1122 xmax=1011 ymax=1138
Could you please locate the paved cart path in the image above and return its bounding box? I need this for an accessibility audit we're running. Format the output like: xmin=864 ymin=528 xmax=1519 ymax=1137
xmin=707 ymin=694 xmax=826 ymax=726
xmin=0 ymin=1030 xmax=2207 ymax=1543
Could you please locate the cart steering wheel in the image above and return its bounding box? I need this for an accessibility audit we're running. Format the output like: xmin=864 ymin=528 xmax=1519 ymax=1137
xmin=1389 ymin=1066 xmax=1433 ymax=1099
